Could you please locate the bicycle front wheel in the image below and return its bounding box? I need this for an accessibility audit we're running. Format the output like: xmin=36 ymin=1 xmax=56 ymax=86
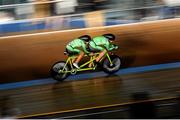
xmin=102 ymin=55 xmax=121 ymax=74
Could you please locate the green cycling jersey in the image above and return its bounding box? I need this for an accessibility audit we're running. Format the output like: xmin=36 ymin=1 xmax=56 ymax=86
xmin=66 ymin=39 xmax=89 ymax=54
xmin=89 ymin=36 xmax=117 ymax=51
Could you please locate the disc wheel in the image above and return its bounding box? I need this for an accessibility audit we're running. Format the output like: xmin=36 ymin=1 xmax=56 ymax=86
xmin=50 ymin=61 xmax=69 ymax=81
xmin=102 ymin=55 xmax=121 ymax=74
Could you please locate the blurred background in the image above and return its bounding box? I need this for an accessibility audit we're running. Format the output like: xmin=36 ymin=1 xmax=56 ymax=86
xmin=0 ymin=0 xmax=180 ymax=119
xmin=0 ymin=0 xmax=179 ymax=36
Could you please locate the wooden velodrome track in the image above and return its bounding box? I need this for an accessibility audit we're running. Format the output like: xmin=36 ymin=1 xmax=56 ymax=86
xmin=0 ymin=67 xmax=180 ymax=118
xmin=0 ymin=18 xmax=180 ymax=83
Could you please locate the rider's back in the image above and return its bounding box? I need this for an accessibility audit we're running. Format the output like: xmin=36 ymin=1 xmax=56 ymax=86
xmin=68 ymin=39 xmax=85 ymax=48
xmin=91 ymin=36 xmax=109 ymax=46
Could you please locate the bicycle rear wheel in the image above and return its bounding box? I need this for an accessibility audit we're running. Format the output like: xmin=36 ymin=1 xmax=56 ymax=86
xmin=50 ymin=61 xmax=69 ymax=81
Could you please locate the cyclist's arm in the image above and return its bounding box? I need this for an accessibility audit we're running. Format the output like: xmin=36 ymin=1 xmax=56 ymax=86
xmin=89 ymin=41 xmax=104 ymax=51
xmin=104 ymin=41 xmax=113 ymax=51
xmin=82 ymin=42 xmax=90 ymax=54
xmin=73 ymin=48 xmax=81 ymax=54
xmin=106 ymin=42 xmax=118 ymax=51
xmin=95 ymin=45 xmax=104 ymax=51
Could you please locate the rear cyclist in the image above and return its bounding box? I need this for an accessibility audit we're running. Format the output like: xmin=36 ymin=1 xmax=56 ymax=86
xmin=66 ymin=35 xmax=91 ymax=69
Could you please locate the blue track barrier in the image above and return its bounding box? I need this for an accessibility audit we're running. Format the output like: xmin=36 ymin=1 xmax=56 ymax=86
xmin=0 ymin=62 xmax=180 ymax=90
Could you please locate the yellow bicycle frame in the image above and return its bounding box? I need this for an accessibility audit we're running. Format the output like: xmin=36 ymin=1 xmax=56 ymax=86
xmin=59 ymin=51 xmax=113 ymax=74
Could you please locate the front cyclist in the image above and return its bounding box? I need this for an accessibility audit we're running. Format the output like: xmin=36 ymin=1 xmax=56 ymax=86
xmin=89 ymin=33 xmax=118 ymax=63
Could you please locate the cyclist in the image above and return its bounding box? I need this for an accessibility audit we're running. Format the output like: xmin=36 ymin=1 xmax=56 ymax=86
xmin=66 ymin=35 xmax=91 ymax=69
xmin=89 ymin=34 xmax=118 ymax=65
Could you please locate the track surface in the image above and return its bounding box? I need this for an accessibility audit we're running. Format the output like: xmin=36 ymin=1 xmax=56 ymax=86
xmin=0 ymin=68 xmax=179 ymax=118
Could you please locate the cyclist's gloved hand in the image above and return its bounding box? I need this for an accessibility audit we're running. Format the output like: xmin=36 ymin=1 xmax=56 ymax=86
xmin=112 ymin=45 xmax=118 ymax=50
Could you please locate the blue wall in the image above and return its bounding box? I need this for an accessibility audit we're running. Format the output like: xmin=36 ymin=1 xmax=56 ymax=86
xmin=0 ymin=15 xmax=135 ymax=35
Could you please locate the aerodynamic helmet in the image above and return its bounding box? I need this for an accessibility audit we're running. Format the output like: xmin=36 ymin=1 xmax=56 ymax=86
xmin=78 ymin=35 xmax=91 ymax=42
xmin=103 ymin=33 xmax=115 ymax=41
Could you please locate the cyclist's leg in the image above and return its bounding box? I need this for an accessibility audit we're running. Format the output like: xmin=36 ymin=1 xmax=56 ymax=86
xmin=88 ymin=44 xmax=99 ymax=67
xmin=75 ymin=51 xmax=84 ymax=63
xmin=89 ymin=42 xmax=104 ymax=67
xmin=94 ymin=46 xmax=105 ymax=62
xmin=73 ymin=49 xmax=84 ymax=68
